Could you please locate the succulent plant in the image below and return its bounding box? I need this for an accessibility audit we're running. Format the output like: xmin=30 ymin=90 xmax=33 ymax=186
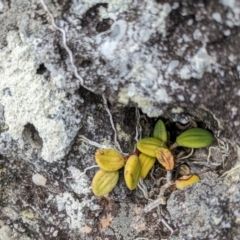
xmin=175 ymin=174 xmax=200 ymax=189
xmin=156 ymin=147 xmax=174 ymax=171
xmin=124 ymin=155 xmax=141 ymax=190
xmin=176 ymin=128 xmax=214 ymax=149
xmin=153 ymin=119 xmax=168 ymax=142
xmin=137 ymin=137 xmax=166 ymax=158
xmin=92 ymin=169 xmax=119 ymax=196
xmin=139 ymin=153 xmax=156 ymax=179
xmin=95 ymin=149 xmax=125 ymax=171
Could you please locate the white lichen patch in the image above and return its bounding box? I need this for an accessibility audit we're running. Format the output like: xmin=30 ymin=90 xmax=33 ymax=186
xmin=116 ymin=123 xmax=130 ymax=142
xmin=0 ymin=0 xmax=4 ymax=12
xmin=102 ymin=202 xmax=140 ymax=239
xmin=177 ymin=95 xmax=185 ymax=101
xmin=2 ymin=207 xmax=18 ymax=221
xmin=171 ymin=107 xmax=184 ymax=114
xmin=234 ymin=121 xmax=240 ymax=126
xmin=193 ymin=29 xmax=202 ymax=40
xmin=118 ymin=82 xmax=171 ymax=117
xmin=0 ymin=31 xmax=83 ymax=162
xmin=86 ymin=0 xmax=172 ymax=35
xmin=55 ymin=192 xmax=100 ymax=230
xmin=219 ymin=0 xmax=240 ymax=27
xmin=0 ymin=226 xmax=12 ymax=240
xmin=87 ymin=116 xmax=95 ymax=132
xmin=84 ymin=0 xmax=173 ymax=116
xmin=71 ymin=0 xmax=132 ymax=19
xmin=231 ymin=106 xmax=238 ymax=118
xmin=182 ymin=33 xmax=191 ymax=42
xmin=212 ymin=12 xmax=222 ymax=23
xmin=52 ymin=166 xmax=101 ymax=231
xmin=166 ymin=60 xmax=179 ymax=74
xmin=118 ymin=87 xmax=151 ymax=108
xmin=20 ymin=209 xmax=39 ymax=226
xmin=78 ymin=141 xmax=92 ymax=155
xmin=179 ymin=65 xmax=192 ymax=79
xmin=178 ymin=45 xmax=217 ymax=81
xmin=190 ymin=47 xmax=214 ymax=79
xmin=67 ymin=166 xmax=92 ymax=195
xmin=20 ymin=209 xmax=38 ymax=220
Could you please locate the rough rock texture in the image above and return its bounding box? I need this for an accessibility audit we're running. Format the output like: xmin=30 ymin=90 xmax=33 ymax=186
xmin=0 ymin=30 xmax=83 ymax=162
xmin=167 ymin=178 xmax=240 ymax=240
xmin=1 ymin=0 xmax=240 ymax=239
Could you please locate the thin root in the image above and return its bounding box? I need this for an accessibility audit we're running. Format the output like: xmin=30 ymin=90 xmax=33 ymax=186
xmin=176 ymin=148 xmax=194 ymax=162
xmin=66 ymin=165 xmax=99 ymax=180
xmin=78 ymin=128 xmax=128 ymax=156
xmin=39 ymin=0 xmax=83 ymax=87
xmin=156 ymin=177 xmax=167 ymax=186
xmin=188 ymin=160 xmax=220 ymax=167
xmin=143 ymin=198 xmax=164 ymax=213
xmin=134 ymin=108 xmax=142 ymax=145
xmin=78 ymin=135 xmax=116 ymax=149
xmin=138 ymin=179 xmax=152 ymax=201
xmin=207 ymin=137 xmax=229 ymax=167
xmin=156 ymin=206 xmax=174 ymax=237
xmin=201 ymin=106 xmax=224 ymax=130
xmin=144 ymin=171 xmax=173 ymax=213
xmin=102 ymin=95 xmax=123 ymax=153
xmin=221 ymin=146 xmax=240 ymax=178
xmin=160 ymin=215 xmax=174 ymax=236
xmin=221 ymin=163 xmax=240 ymax=178
xmin=150 ymin=166 xmax=165 ymax=184
xmin=157 ymin=171 xmax=173 ymax=199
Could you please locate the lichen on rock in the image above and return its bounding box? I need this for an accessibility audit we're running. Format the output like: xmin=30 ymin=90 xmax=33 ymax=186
xmin=0 ymin=31 xmax=83 ymax=162
xmin=1 ymin=0 xmax=240 ymax=239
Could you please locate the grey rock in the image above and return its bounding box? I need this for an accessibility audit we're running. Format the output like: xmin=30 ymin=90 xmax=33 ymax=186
xmin=0 ymin=0 xmax=240 ymax=239
xmin=0 ymin=225 xmax=12 ymax=240
xmin=0 ymin=28 xmax=83 ymax=162
xmin=167 ymin=178 xmax=240 ymax=240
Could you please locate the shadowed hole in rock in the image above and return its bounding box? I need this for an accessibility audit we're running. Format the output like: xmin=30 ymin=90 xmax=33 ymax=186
xmin=96 ymin=18 xmax=113 ymax=33
xmin=82 ymin=3 xmax=108 ymax=28
xmin=80 ymin=59 xmax=93 ymax=68
xmin=36 ymin=63 xmax=47 ymax=75
xmin=22 ymin=123 xmax=43 ymax=150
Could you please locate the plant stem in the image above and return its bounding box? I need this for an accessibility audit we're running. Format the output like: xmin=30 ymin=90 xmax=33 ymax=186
xmin=169 ymin=142 xmax=178 ymax=151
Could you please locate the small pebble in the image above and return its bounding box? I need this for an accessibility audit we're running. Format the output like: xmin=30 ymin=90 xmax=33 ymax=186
xmin=53 ymin=230 xmax=58 ymax=237
xmin=32 ymin=173 xmax=47 ymax=186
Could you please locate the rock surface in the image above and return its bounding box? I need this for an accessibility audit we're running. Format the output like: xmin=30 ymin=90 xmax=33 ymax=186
xmin=0 ymin=0 xmax=240 ymax=239
xmin=167 ymin=177 xmax=240 ymax=240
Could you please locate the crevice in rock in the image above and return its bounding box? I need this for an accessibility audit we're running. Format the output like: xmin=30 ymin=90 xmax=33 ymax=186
xmin=36 ymin=63 xmax=47 ymax=75
xmin=96 ymin=18 xmax=113 ymax=33
xmin=22 ymin=123 xmax=43 ymax=150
